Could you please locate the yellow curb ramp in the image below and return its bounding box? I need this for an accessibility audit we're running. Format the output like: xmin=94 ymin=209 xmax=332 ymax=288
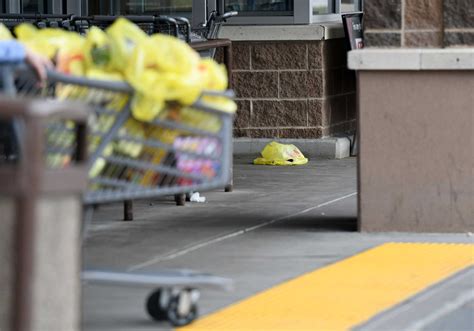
xmin=179 ymin=243 xmax=474 ymax=331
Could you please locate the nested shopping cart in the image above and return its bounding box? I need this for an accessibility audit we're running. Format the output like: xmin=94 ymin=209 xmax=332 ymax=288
xmin=0 ymin=13 xmax=75 ymax=32
xmin=2 ymin=63 xmax=234 ymax=327
xmin=0 ymin=11 xmax=238 ymax=215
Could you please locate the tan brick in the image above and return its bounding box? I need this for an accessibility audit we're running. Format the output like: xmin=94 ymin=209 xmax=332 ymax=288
xmin=233 ymin=128 xmax=247 ymax=137
xmin=365 ymin=32 xmax=401 ymax=47
xmin=252 ymin=42 xmax=307 ymax=70
xmin=308 ymin=41 xmax=323 ymax=69
xmin=280 ymin=70 xmax=323 ymax=98
xmin=309 ymin=97 xmax=348 ymax=127
xmin=233 ymin=71 xmax=278 ymax=98
xmin=444 ymin=31 xmax=474 ymax=46
xmin=325 ymin=69 xmax=344 ymax=96
xmin=444 ymin=0 xmax=474 ymax=29
xmin=406 ymin=0 xmax=443 ymax=29
xmin=405 ymin=31 xmax=442 ymax=48
xmin=365 ymin=0 xmax=401 ymax=29
xmin=233 ymin=43 xmax=251 ymax=70
xmin=308 ymin=99 xmax=328 ymax=127
xmin=234 ymin=100 xmax=251 ymax=128
xmin=252 ymin=100 xmax=308 ymax=127
xmin=322 ymin=122 xmax=351 ymax=136
xmin=246 ymin=129 xmax=279 ymax=138
xmin=214 ymin=48 xmax=224 ymax=64
xmin=278 ymin=128 xmax=322 ymax=139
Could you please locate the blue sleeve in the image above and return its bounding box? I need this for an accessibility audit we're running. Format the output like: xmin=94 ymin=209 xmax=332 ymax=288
xmin=0 ymin=41 xmax=26 ymax=63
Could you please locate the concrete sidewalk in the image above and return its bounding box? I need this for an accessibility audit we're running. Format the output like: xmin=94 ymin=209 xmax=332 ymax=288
xmin=82 ymin=156 xmax=473 ymax=331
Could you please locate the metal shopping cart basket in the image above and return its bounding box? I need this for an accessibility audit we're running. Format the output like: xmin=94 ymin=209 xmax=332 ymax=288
xmin=70 ymin=14 xmax=192 ymax=42
xmin=0 ymin=13 xmax=74 ymax=31
xmin=1 ymin=63 xmax=234 ymax=327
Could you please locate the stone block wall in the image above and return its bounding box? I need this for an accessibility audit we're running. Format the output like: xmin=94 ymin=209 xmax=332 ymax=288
xmin=228 ymin=39 xmax=357 ymax=139
xmin=444 ymin=0 xmax=474 ymax=46
xmin=364 ymin=0 xmax=474 ymax=47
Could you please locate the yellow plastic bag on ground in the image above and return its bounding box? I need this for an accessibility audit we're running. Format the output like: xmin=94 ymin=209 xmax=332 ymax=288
xmin=254 ymin=141 xmax=308 ymax=166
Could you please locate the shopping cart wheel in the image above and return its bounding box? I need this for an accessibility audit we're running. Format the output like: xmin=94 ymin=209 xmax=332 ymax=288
xmin=175 ymin=194 xmax=186 ymax=206
xmin=166 ymin=289 xmax=199 ymax=327
xmin=145 ymin=289 xmax=168 ymax=321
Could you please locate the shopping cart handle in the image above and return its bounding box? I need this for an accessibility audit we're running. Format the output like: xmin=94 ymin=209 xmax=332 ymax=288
xmin=45 ymin=69 xmax=133 ymax=93
xmin=215 ymin=11 xmax=239 ymax=22
xmin=220 ymin=11 xmax=239 ymax=20
xmin=82 ymin=270 xmax=234 ymax=291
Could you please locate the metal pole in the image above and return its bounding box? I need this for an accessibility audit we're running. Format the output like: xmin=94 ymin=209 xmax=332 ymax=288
xmin=67 ymin=0 xmax=82 ymax=15
xmin=51 ymin=0 xmax=63 ymax=14
xmin=6 ymin=0 xmax=20 ymax=13
xmin=192 ymin=0 xmax=208 ymax=28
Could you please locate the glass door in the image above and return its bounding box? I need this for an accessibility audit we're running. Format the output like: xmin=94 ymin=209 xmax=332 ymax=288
xmin=88 ymin=0 xmax=193 ymax=18
xmin=223 ymin=0 xmax=293 ymax=16
xmin=21 ymin=0 xmax=48 ymax=13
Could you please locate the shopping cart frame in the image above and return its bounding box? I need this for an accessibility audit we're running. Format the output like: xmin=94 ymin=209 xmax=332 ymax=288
xmin=0 ymin=67 xmax=234 ymax=327
xmin=9 ymin=66 xmax=235 ymax=209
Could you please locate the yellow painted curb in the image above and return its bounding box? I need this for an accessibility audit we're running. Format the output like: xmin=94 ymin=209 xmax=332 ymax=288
xmin=180 ymin=243 xmax=474 ymax=331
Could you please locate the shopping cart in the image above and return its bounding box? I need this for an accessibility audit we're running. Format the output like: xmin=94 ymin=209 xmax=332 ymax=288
xmin=14 ymin=64 xmax=234 ymax=211
xmin=193 ymin=10 xmax=238 ymax=40
xmin=1 ymin=63 xmax=234 ymax=326
xmin=0 ymin=11 xmax=236 ymax=214
xmin=70 ymin=14 xmax=192 ymax=42
xmin=0 ymin=13 xmax=74 ymax=31
xmin=190 ymin=10 xmax=238 ymax=58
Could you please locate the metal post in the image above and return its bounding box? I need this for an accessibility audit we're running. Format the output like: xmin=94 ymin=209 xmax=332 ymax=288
xmin=294 ymin=0 xmax=312 ymax=24
xmin=192 ymin=0 xmax=208 ymax=28
xmin=123 ymin=200 xmax=133 ymax=221
xmin=223 ymin=41 xmax=233 ymax=192
xmin=6 ymin=0 xmax=20 ymax=13
xmin=67 ymin=0 xmax=82 ymax=15
xmin=51 ymin=0 xmax=63 ymax=14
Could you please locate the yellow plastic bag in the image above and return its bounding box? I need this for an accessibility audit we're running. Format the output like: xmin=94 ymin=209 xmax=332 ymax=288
xmin=16 ymin=24 xmax=85 ymax=59
xmin=253 ymin=141 xmax=308 ymax=166
xmin=106 ymin=18 xmax=147 ymax=71
xmin=84 ymin=26 xmax=111 ymax=70
xmin=197 ymin=58 xmax=236 ymax=113
xmin=126 ymin=35 xmax=200 ymax=89
xmin=125 ymin=34 xmax=203 ymax=120
xmin=14 ymin=23 xmax=37 ymax=40
xmin=130 ymin=90 xmax=166 ymax=122
xmin=199 ymin=58 xmax=228 ymax=91
xmin=148 ymin=34 xmax=200 ymax=74
xmin=56 ymin=48 xmax=86 ymax=76
xmin=0 ymin=23 xmax=13 ymax=40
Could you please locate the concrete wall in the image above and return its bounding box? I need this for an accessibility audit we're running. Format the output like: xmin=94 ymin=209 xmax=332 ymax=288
xmin=364 ymin=0 xmax=474 ymax=47
xmin=0 ymin=198 xmax=15 ymax=331
xmin=0 ymin=196 xmax=82 ymax=330
xmin=357 ymin=70 xmax=474 ymax=232
xmin=219 ymin=38 xmax=357 ymax=139
xmin=31 ymin=196 xmax=82 ymax=331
